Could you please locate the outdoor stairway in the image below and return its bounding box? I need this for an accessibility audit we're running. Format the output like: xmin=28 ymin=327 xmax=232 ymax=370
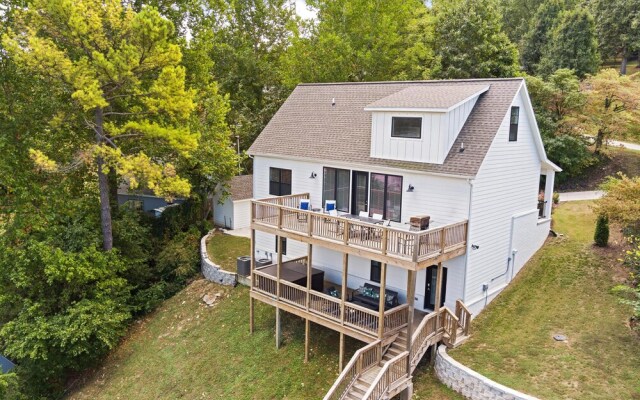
xmin=324 ymin=300 xmax=472 ymax=400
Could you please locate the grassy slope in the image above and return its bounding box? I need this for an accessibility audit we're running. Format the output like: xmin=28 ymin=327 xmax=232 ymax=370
xmin=559 ymin=147 xmax=640 ymax=191
xmin=70 ymin=234 xmax=460 ymax=399
xmin=450 ymin=202 xmax=640 ymax=399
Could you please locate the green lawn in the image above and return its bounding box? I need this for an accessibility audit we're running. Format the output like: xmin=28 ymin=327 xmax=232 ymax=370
xmin=69 ymin=233 xmax=459 ymax=399
xmin=206 ymin=232 xmax=251 ymax=271
xmin=451 ymin=201 xmax=640 ymax=400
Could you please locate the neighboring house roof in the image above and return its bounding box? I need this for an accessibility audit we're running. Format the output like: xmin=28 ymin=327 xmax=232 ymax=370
xmin=248 ymin=78 xmax=534 ymax=177
xmin=365 ymin=84 xmax=489 ymax=111
xmin=229 ymin=175 xmax=253 ymax=201
xmin=0 ymin=355 xmax=15 ymax=373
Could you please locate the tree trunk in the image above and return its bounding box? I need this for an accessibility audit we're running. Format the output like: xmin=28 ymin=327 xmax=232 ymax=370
xmin=95 ymin=107 xmax=113 ymax=251
xmin=621 ymin=50 xmax=628 ymax=75
xmin=594 ymin=128 xmax=605 ymax=155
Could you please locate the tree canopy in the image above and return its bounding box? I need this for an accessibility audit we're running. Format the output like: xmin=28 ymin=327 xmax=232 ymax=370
xmin=431 ymin=0 xmax=519 ymax=79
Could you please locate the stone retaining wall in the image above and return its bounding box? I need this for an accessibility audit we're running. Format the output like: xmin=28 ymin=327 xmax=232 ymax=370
xmin=435 ymin=345 xmax=538 ymax=400
xmin=200 ymin=233 xmax=237 ymax=286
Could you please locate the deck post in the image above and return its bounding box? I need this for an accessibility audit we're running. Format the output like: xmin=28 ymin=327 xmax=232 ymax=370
xmin=405 ymin=269 xmax=417 ymax=375
xmin=249 ymin=206 xmax=255 ymax=334
xmin=339 ymin=332 xmax=345 ymax=371
xmin=377 ymin=262 xmax=387 ymax=339
xmin=276 ymin=308 xmax=282 ymax=349
xmin=304 ymin=319 xmax=310 ymax=363
xmin=306 ymin=244 xmax=312 ymax=311
xmin=340 ymin=253 xmax=348 ymax=326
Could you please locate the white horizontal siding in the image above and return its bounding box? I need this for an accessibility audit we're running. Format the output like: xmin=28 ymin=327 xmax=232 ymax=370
xmin=232 ymin=200 xmax=251 ymax=230
xmin=212 ymin=196 xmax=234 ymax=229
xmin=464 ymin=87 xmax=548 ymax=315
xmin=251 ymin=155 xmax=471 ymax=311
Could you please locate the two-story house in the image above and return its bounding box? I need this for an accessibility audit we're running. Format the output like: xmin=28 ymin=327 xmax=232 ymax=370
xmin=246 ymin=78 xmax=560 ymax=400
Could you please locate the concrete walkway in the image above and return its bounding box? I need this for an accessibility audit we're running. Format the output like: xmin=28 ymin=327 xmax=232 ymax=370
xmin=607 ymin=139 xmax=640 ymax=152
xmin=558 ymin=191 xmax=604 ymax=202
xmin=222 ymin=227 xmax=251 ymax=239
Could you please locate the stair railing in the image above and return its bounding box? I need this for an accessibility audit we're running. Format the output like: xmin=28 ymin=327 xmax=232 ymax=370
xmin=455 ymin=299 xmax=472 ymax=336
xmin=409 ymin=311 xmax=440 ymax=370
xmin=323 ymin=340 xmax=382 ymax=400
xmin=362 ymin=351 xmax=409 ymax=400
xmin=440 ymin=307 xmax=459 ymax=346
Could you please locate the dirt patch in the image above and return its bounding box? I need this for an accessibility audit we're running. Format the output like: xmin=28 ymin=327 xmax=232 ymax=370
xmin=558 ymin=148 xmax=640 ymax=191
xmin=591 ymin=223 xmax=634 ymax=284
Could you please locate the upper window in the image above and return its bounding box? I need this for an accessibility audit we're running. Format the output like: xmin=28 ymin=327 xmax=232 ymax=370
xmin=369 ymin=173 xmax=402 ymax=222
xmin=509 ymin=107 xmax=519 ymax=142
xmin=391 ymin=117 xmax=422 ymax=139
xmin=322 ymin=167 xmax=350 ymax=212
xmin=269 ymin=168 xmax=292 ymax=196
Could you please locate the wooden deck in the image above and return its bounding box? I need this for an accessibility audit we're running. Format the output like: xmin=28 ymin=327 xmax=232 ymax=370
xmin=251 ymin=193 xmax=468 ymax=270
xmin=251 ymin=257 xmax=410 ymax=342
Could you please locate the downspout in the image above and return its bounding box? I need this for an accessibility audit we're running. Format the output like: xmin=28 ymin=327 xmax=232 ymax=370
xmin=462 ymin=178 xmax=474 ymax=302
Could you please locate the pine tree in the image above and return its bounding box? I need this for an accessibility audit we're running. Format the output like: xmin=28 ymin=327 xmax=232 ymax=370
xmin=594 ymin=214 xmax=609 ymax=247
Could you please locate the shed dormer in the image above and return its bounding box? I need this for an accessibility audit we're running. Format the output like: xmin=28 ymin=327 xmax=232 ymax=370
xmin=365 ymin=84 xmax=489 ymax=164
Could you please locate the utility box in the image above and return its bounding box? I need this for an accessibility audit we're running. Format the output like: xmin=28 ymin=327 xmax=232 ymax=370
xmin=236 ymin=256 xmax=251 ymax=276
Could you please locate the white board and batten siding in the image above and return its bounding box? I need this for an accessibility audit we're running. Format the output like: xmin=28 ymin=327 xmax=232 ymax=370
xmin=369 ymin=96 xmax=480 ymax=164
xmin=213 ymin=194 xmax=235 ymax=229
xmin=252 ymin=155 xmax=471 ymax=311
xmin=232 ymin=200 xmax=251 ymax=230
xmin=464 ymin=86 xmax=550 ymax=314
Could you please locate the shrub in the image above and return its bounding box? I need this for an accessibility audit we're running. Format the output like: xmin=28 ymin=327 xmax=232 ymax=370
xmin=594 ymin=214 xmax=610 ymax=247
xmin=156 ymin=227 xmax=201 ymax=287
xmin=553 ymin=192 xmax=560 ymax=205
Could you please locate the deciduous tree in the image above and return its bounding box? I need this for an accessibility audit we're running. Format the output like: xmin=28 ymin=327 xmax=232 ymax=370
xmin=590 ymin=0 xmax=640 ymax=75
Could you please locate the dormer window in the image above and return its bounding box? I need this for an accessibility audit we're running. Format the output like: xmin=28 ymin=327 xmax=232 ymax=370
xmin=391 ymin=117 xmax=422 ymax=139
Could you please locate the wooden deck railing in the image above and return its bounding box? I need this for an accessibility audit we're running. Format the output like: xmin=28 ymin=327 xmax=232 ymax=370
xmin=362 ymin=351 xmax=409 ymax=400
xmin=323 ymin=340 xmax=382 ymax=400
xmin=409 ymin=311 xmax=440 ymax=368
xmin=252 ymin=265 xmax=409 ymax=338
xmin=455 ymin=299 xmax=472 ymax=336
xmin=440 ymin=307 xmax=459 ymax=346
xmin=252 ymin=195 xmax=467 ymax=264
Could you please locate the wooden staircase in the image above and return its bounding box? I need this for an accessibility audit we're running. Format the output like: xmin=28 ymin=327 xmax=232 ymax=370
xmin=324 ymin=300 xmax=472 ymax=400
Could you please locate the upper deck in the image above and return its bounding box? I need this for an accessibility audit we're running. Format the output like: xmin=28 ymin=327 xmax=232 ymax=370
xmin=251 ymin=193 xmax=468 ymax=270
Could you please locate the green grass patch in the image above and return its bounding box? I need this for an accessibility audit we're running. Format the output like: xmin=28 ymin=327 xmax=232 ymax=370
xmin=70 ymin=233 xmax=459 ymax=399
xmin=206 ymin=232 xmax=251 ymax=271
xmin=450 ymin=201 xmax=640 ymax=399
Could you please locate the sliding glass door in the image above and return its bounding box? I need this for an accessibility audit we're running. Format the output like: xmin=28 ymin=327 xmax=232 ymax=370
xmin=369 ymin=173 xmax=402 ymax=222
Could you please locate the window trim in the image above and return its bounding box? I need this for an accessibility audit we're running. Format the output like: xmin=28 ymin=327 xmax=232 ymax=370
xmin=322 ymin=167 xmax=351 ymax=212
xmin=269 ymin=167 xmax=292 ymax=196
xmin=509 ymin=106 xmax=519 ymax=142
xmin=391 ymin=116 xmax=422 ymax=139
xmin=369 ymin=173 xmax=403 ymax=223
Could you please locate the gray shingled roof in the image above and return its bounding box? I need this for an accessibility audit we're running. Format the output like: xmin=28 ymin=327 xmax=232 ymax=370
xmin=248 ymin=78 xmax=524 ymax=177
xmin=229 ymin=175 xmax=253 ymax=201
xmin=365 ymin=84 xmax=489 ymax=110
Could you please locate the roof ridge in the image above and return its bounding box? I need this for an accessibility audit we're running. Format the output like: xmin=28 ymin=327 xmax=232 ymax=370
xmin=297 ymin=78 xmax=524 ymax=86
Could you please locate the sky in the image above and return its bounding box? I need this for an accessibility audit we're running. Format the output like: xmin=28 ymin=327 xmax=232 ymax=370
xmin=295 ymin=0 xmax=318 ymax=20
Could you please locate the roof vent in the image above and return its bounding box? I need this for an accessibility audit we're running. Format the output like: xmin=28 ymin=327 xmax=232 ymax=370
xmin=332 ymin=97 xmax=335 ymax=106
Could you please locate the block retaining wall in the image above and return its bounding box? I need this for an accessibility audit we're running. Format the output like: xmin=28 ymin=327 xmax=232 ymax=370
xmin=200 ymin=233 xmax=237 ymax=286
xmin=435 ymin=345 xmax=539 ymax=400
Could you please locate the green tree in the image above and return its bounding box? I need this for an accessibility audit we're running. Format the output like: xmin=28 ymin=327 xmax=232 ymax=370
xmin=497 ymin=0 xmax=545 ymax=44
xmin=281 ymin=0 xmax=431 ymax=85
xmin=594 ymin=214 xmax=610 ymax=246
xmin=573 ymin=69 xmax=640 ymax=153
xmin=520 ymin=0 xmax=567 ymax=74
xmin=3 ymin=1 xmax=199 ymax=250
xmin=432 ymin=0 xmax=519 ymax=79
xmin=596 ymin=173 xmax=640 ymax=228
xmin=590 ymin=0 xmax=640 ymax=75
xmin=538 ymin=8 xmax=600 ymax=78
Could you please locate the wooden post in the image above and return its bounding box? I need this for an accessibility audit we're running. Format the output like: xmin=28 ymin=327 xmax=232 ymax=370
xmin=306 ymin=244 xmax=312 ymax=311
xmin=405 ymin=270 xmax=417 ymax=375
xmin=339 ymin=332 xmax=345 ymax=371
xmin=377 ymin=263 xmax=387 ymax=338
xmin=249 ymin=226 xmax=256 ymax=334
xmin=276 ymin=308 xmax=282 ymax=349
xmin=304 ymin=319 xmax=310 ymax=363
xmin=340 ymin=253 xmax=349 ymax=325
